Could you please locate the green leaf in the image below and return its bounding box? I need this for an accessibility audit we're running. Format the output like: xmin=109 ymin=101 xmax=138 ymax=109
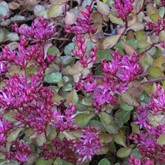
xmin=61 ymin=56 xmax=74 ymax=65
xmin=98 ymin=158 xmax=111 ymax=165
xmin=102 ymin=120 xmax=119 ymax=134
xmin=121 ymin=92 xmax=139 ymax=107
xmin=25 ymin=64 xmax=37 ymax=77
xmin=136 ymin=30 xmax=147 ymax=41
xmin=108 ymin=13 xmax=124 ymax=25
xmin=113 ymin=131 xmax=126 ymax=147
xmin=34 ymin=133 xmax=46 ymax=146
xmin=88 ymin=120 xmax=102 ymax=127
xmin=137 ymin=41 xmax=150 ymax=49
xmin=34 ymin=5 xmax=47 ymax=18
xmin=6 ymin=33 xmax=19 ymax=41
xmin=44 ymin=72 xmax=62 ymax=83
xmin=7 ymin=128 xmax=22 ymax=142
xmin=150 ymin=13 xmax=160 ymax=22
xmin=46 ymin=125 xmax=57 ymax=141
xmin=97 ymin=1 xmax=110 ymax=16
xmin=131 ymin=149 xmax=142 ymax=159
xmin=148 ymin=66 xmax=164 ymax=78
xmin=99 ymin=112 xmax=113 ymax=125
xmin=82 ymin=97 xmax=93 ymax=106
xmin=117 ymin=147 xmax=132 ymax=158
xmin=0 ymin=1 xmax=9 ymax=18
xmin=157 ymin=133 xmax=165 ymax=145
xmin=102 ymin=35 xmax=121 ymax=49
xmin=0 ymin=28 xmax=5 ymax=42
xmin=120 ymin=103 xmax=134 ymax=111
xmin=109 ymin=142 xmax=117 ymax=153
xmin=97 ymin=146 xmax=109 ymax=155
xmin=10 ymin=15 xmax=25 ymax=22
xmin=139 ymin=54 xmax=153 ymax=71
xmin=35 ymin=158 xmax=53 ymax=165
xmin=63 ymin=83 xmax=72 ymax=92
xmin=96 ymin=49 xmax=112 ymax=63
xmin=64 ymin=43 xmax=75 ymax=55
xmin=48 ymin=46 xmax=60 ymax=57
xmin=131 ymin=122 xmax=140 ymax=134
xmin=86 ymin=40 xmax=93 ymax=52
xmin=115 ymin=110 xmax=131 ymax=127
xmin=53 ymin=158 xmax=72 ymax=165
xmin=73 ymin=113 xmax=95 ymax=127
xmin=99 ymin=133 xmax=113 ymax=143
xmin=159 ymin=7 xmax=165 ymax=18
xmin=48 ymin=4 xmax=64 ymax=18
xmin=66 ymin=89 xmax=79 ymax=105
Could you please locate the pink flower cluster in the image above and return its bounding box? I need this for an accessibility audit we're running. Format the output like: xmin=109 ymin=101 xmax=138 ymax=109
xmin=129 ymin=155 xmax=154 ymax=165
xmin=114 ymin=0 xmax=134 ymax=19
xmin=42 ymin=126 xmax=101 ymax=163
xmin=13 ymin=17 xmax=56 ymax=42
xmin=43 ymin=138 xmax=76 ymax=163
xmin=0 ymin=61 xmax=8 ymax=76
xmin=51 ymin=102 xmax=79 ymax=132
xmin=76 ymin=50 xmax=141 ymax=109
xmin=0 ymin=38 xmax=55 ymax=70
xmin=65 ymin=5 xmax=96 ymax=35
xmin=0 ymin=115 xmax=12 ymax=145
xmin=130 ymin=85 xmax=165 ymax=164
xmin=6 ymin=141 xmax=31 ymax=163
xmin=147 ymin=19 xmax=165 ymax=34
xmin=161 ymin=0 xmax=165 ymax=6
xmin=73 ymin=126 xmax=101 ymax=162
xmin=0 ymin=72 xmax=54 ymax=133
xmin=149 ymin=85 xmax=165 ymax=114
xmin=72 ymin=36 xmax=97 ymax=67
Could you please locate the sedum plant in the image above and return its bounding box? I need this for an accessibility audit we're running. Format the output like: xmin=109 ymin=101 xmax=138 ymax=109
xmin=0 ymin=0 xmax=165 ymax=165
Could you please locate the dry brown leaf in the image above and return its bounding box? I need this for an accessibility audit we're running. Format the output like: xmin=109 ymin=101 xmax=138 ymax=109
xmin=121 ymin=92 xmax=139 ymax=107
xmin=21 ymin=0 xmax=38 ymax=11
xmin=50 ymin=0 xmax=68 ymax=4
xmin=8 ymin=2 xmax=20 ymax=10
xmin=121 ymin=42 xmax=137 ymax=56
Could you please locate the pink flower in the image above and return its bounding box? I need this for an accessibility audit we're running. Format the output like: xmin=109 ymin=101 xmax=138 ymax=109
xmin=72 ymin=36 xmax=97 ymax=67
xmin=161 ymin=0 xmax=165 ymax=6
xmin=131 ymin=85 xmax=165 ymax=164
xmin=0 ymin=116 xmax=12 ymax=145
xmin=73 ymin=126 xmax=101 ymax=162
xmin=52 ymin=102 xmax=78 ymax=131
xmin=0 ymin=40 xmax=56 ymax=70
xmin=114 ymin=0 xmax=134 ymax=19
xmin=43 ymin=138 xmax=76 ymax=163
xmin=13 ymin=17 xmax=56 ymax=42
xmin=147 ymin=19 xmax=165 ymax=34
xmin=128 ymin=155 xmax=141 ymax=165
xmin=149 ymin=85 xmax=165 ymax=114
xmin=0 ymin=61 xmax=8 ymax=75
xmin=0 ymin=72 xmax=54 ymax=133
xmin=76 ymin=50 xmax=141 ymax=109
xmin=7 ymin=141 xmax=31 ymax=163
xmin=65 ymin=6 xmax=96 ymax=35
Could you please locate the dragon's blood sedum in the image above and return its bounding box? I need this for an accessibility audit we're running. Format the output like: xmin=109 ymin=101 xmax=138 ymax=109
xmin=0 ymin=0 xmax=165 ymax=164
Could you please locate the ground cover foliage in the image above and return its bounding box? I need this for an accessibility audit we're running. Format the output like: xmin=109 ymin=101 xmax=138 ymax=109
xmin=0 ymin=0 xmax=165 ymax=164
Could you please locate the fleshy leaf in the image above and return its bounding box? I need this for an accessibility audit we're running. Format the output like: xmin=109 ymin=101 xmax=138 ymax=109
xmin=98 ymin=158 xmax=111 ymax=165
xmin=157 ymin=133 xmax=165 ymax=146
xmin=44 ymin=72 xmax=62 ymax=83
xmin=102 ymin=35 xmax=121 ymax=49
xmin=113 ymin=131 xmax=127 ymax=147
xmin=117 ymin=147 xmax=132 ymax=158
xmin=73 ymin=113 xmax=95 ymax=127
